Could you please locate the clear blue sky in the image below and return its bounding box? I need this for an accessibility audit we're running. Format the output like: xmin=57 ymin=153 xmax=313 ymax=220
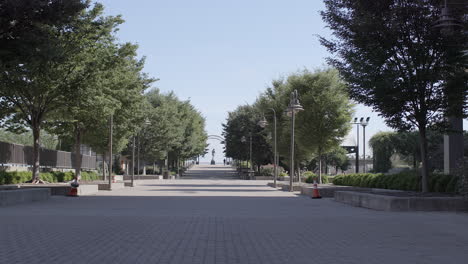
xmin=98 ymin=0 xmax=465 ymax=162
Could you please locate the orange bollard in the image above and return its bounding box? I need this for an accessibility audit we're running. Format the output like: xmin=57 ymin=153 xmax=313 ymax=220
xmin=311 ymin=180 xmax=322 ymax=199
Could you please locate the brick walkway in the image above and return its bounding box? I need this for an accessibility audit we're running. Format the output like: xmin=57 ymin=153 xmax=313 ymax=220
xmin=1 ymin=165 xmax=467 ymax=264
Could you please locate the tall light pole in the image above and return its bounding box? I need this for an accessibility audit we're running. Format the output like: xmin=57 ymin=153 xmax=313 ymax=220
xmin=351 ymin=117 xmax=360 ymax=173
xmin=433 ymin=0 xmax=465 ymax=176
xmin=131 ymin=136 xmax=136 ymax=187
xmin=241 ymin=133 xmax=253 ymax=179
xmin=108 ymin=114 xmax=113 ymax=190
xmin=286 ymin=90 xmax=304 ymax=192
xmin=258 ymin=109 xmax=278 ymax=188
xmin=360 ymin=117 xmax=370 ymax=173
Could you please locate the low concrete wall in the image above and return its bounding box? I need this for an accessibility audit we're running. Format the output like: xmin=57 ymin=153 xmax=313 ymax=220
xmin=253 ymin=176 xmax=273 ymax=180
xmin=98 ymin=182 xmax=125 ymax=191
xmin=17 ymin=184 xmax=99 ymax=196
xmin=124 ymin=175 xmax=163 ymax=180
xmin=0 ymin=188 xmax=50 ymax=206
xmin=281 ymin=184 xmax=304 ymax=192
xmin=301 ymin=185 xmax=369 ymax=198
xmin=334 ymin=191 xmax=468 ymax=212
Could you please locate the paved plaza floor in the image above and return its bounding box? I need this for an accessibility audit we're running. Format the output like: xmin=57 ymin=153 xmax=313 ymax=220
xmin=1 ymin=165 xmax=467 ymax=264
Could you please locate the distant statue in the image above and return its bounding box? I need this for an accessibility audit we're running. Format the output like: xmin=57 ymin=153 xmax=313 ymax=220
xmin=210 ymin=149 xmax=216 ymax=165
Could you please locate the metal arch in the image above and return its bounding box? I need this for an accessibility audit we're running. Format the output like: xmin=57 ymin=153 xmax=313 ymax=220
xmin=207 ymin=135 xmax=224 ymax=142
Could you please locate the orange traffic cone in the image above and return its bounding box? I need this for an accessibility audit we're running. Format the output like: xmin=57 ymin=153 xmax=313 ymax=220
xmin=67 ymin=187 xmax=78 ymax=197
xmin=112 ymin=175 xmax=116 ymax=183
xmin=311 ymin=180 xmax=322 ymax=199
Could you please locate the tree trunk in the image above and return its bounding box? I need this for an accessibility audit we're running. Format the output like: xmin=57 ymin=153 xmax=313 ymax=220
xmin=74 ymin=125 xmax=83 ymax=181
xmin=31 ymin=121 xmax=41 ymax=183
xmin=419 ymin=127 xmax=429 ymax=192
xmin=318 ymin=149 xmax=322 ymax=184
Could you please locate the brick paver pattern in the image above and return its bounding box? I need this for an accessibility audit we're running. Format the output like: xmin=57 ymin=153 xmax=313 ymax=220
xmin=1 ymin=165 xmax=467 ymax=264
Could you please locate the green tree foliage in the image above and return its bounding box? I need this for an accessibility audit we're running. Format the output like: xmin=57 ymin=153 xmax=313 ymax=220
xmin=255 ymin=69 xmax=353 ymax=182
xmin=139 ymin=89 xmax=208 ymax=172
xmin=46 ymin=4 xmax=153 ymax=180
xmin=369 ymin=132 xmax=395 ymax=173
xmin=321 ymin=0 xmax=467 ymax=192
xmin=370 ymin=130 xmax=445 ymax=173
xmin=222 ymin=104 xmax=272 ymax=171
xmin=323 ymin=146 xmax=350 ymax=173
xmin=224 ymin=69 xmax=353 ymax=179
xmin=0 ymin=129 xmax=58 ymax=150
xmin=0 ymin=0 xmax=89 ymax=182
xmin=0 ymin=1 xmax=156 ymax=182
xmin=292 ymin=69 xmax=353 ymax=182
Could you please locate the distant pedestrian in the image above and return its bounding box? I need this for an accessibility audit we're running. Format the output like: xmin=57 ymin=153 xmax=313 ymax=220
xmin=223 ymin=159 xmax=226 ymax=166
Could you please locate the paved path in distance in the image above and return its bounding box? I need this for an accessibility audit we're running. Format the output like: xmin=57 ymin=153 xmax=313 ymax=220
xmin=0 ymin=165 xmax=467 ymax=264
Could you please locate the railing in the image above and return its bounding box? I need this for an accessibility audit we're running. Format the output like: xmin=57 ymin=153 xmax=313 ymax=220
xmin=0 ymin=141 xmax=96 ymax=169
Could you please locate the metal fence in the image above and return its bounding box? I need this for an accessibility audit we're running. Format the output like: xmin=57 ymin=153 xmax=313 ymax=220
xmin=0 ymin=141 xmax=96 ymax=169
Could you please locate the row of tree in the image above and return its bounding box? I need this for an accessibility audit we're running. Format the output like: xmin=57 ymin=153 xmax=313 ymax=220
xmin=0 ymin=1 xmax=208 ymax=182
xmin=223 ymin=69 xmax=353 ymax=183
xmin=137 ymin=89 xmax=208 ymax=174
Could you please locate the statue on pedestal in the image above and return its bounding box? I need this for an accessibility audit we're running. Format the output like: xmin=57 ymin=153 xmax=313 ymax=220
xmin=210 ymin=149 xmax=216 ymax=165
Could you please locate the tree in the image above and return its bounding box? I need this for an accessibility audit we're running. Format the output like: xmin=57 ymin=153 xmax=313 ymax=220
xmin=255 ymin=69 xmax=353 ymax=182
xmin=0 ymin=0 xmax=88 ymax=182
xmin=292 ymin=69 xmax=353 ymax=183
xmin=323 ymin=147 xmax=350 ymax=174
xmin=222 ymin=104 xmax=272 ymax=171
xmin=47 ymin=3 xmax=152 ymax=181
xmin=139 ymin=89 xmax=207 ymax=174
xmin=369 ymin=132 xmax=396 ymax=173
xmin=321 ymin=0 xmax=467 ymax=192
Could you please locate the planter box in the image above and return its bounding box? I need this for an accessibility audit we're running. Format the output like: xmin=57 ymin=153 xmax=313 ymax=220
xmin=334 ymin=191 xmax=468 ymax=212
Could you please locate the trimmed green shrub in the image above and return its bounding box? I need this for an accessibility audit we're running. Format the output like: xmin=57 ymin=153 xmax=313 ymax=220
xmin=0 ymin=170 xmax=100 ymax=185
xmin=302 ymin=171 xmax=329 ymax=184
xmin=333 ymin=171 xmax=459 ymax=193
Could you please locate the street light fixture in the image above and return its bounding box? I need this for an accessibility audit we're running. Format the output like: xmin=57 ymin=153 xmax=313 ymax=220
xmin=360 ymin=117 xmax=370 ymax=173
xmin=433 ymin=0 xmax=463 ymax=33
xmin=286 ymin=90 xmax=304 ymax=192
xmin=258 ymin=109 xmax=278 ymax=188
xmin=351 ymin=117 xmax=361 ymax=173
xmin=433 ymin=1 xmax=465 ymax=176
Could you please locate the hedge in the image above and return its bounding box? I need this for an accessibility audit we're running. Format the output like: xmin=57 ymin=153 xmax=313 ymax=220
xmin=303 ymin=171 xmax=329 ymax=184
xmin=0 ymin=171 xmax=100 ymax=185
xmin=333 ymin=171 xmax=459 ymax=193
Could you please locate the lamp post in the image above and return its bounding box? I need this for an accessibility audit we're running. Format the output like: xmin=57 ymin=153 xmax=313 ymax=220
xmin=351 ymin=117 xmax=360 ymax=173
xmin=258 ymin=109 xmax=278 ymax=188
xmin=136 ymin=119 xmax=151 ymax=180
xmin=137 ymin=135 xmax=140 ymax=180
xmin=433 ymin=0 xmax=465 ymax=176
xmin=286 ymin=90 xmax=304 ymax=192
xmin=108 ymin=114 xmax=113 ymax=190
xmin=360 ymin=117 xmax=370 ymax=173
xmin=130 ymin=136 xmax=136 ymax=187
xmin=241 ymin=132 xmax=253 ymax=179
